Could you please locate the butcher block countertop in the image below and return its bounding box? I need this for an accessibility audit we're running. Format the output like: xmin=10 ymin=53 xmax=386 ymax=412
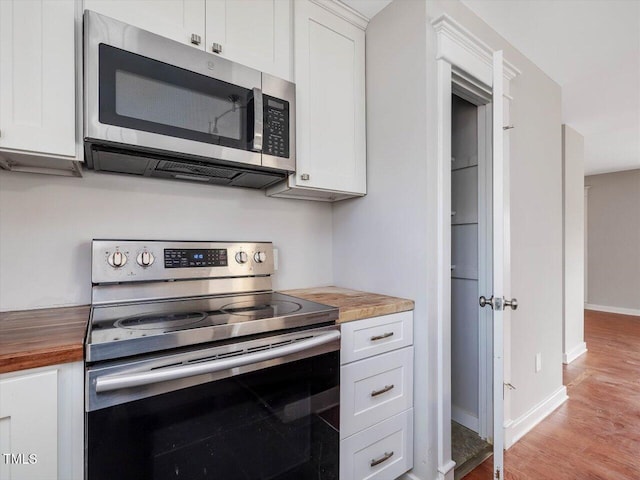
xmin=0 ymin=287 xmax=412 ymax=374
xmin=0 ymin=305 xmax=89 ymax=374
xmin=282 ymin=286 xmax=414 ymax=323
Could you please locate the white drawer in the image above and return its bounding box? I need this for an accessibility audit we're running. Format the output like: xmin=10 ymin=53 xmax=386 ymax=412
xmin=340 ymin=408 xmax=414 ymax=480
xmin=340 ymin=346 xmax=413 ymax=438
xmin=341 ymin=311 xmax=413 ymax=364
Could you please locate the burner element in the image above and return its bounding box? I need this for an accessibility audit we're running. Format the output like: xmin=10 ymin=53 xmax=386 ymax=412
xmin=115 ymin=312 xmax=207 ymax=330
xmin=220 ymin=300 xmax=302 ymax=317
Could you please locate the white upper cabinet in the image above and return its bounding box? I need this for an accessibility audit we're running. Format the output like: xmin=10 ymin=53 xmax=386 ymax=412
xmin=83 ymin=0 xmax=206 ymax=49
xmin=268 ymin=0 xmax=367 ymax=201
xmin=205 ymin=0 xmax=292 ymax=81
xmin=0 ymin=0 xmax=80 ymax=175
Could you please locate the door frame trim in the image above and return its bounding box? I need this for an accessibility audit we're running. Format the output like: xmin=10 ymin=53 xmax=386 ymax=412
xmin=431 ymin=13 xmax=520 ymax=480
xmin=477 ymin=103 xmax=493 ymax=441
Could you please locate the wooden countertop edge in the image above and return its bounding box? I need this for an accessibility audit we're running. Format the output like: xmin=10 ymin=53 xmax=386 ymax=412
xmin=282 ymin=287 xmax=415 ymax=323
xmin=0 ymin=304 xmax=89 ymax=374
xmin=336 ymin=300 xmax=415 ymax=323
xmin=0 ymin=344 xmax=84 ymax=374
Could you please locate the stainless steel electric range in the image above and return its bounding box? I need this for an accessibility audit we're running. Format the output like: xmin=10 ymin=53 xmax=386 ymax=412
xmin=85 ymin=240 xmax=340 ymax=480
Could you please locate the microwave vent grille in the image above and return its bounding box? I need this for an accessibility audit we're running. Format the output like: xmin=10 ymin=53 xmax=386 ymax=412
xmin=156 ymin=160 xmax=238 ymax=179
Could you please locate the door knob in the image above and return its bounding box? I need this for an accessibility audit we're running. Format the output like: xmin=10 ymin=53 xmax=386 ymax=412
xmin=480 ymin=296 xmax=518 ymax=311
xmin=504 ymin=298 xmax=518 ymax=310
xmin=479 ymin=296 xmax=494 ymax=309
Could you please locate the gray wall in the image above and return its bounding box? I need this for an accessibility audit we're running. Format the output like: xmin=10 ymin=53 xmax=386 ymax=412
xmin=334 ymin=1 xmax=563 ymax=477
xmin=332 ymin=0 xmax=431 ymax=475
xmin=562 ymin=125 xmax=586 ymax=362
xmin=0 ymin=170 xmax=333 ymax=311
xmin=585 ymin=169 xmax=640 ymax=312
xmin=433 ymin=0 xmax=564 ymax=448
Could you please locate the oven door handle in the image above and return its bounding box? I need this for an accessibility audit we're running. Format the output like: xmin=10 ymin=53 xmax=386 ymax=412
xmin=95 ymin=330 xmax=340 ymax=393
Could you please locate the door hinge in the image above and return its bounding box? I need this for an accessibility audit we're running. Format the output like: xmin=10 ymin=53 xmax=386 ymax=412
xmin=495 ymin=467 xmax=501 ymax=479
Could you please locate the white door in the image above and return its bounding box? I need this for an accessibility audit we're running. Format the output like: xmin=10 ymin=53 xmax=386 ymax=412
xmin=482 ymin=49 xmax=516 ymax=480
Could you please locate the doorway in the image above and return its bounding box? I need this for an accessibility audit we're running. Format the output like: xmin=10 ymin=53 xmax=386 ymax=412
xmin=450 ymin=93 xmax=493 ymax=479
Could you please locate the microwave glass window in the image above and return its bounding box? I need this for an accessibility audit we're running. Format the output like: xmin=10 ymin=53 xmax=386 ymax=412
xmin=99 ymin=45 xmax=252 ymax=151
xmin=115 ymin=71 xmax=243 ymax=140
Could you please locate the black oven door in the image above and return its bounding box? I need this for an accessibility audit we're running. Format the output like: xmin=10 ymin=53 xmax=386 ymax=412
xmin=86 ymin=328 xmax=340 ymax=480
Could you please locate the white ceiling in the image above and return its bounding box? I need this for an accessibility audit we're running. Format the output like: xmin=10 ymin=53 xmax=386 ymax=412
xmin=459 ymin=0 xmax=640 ymax=175
xmin=341 ymin=0 xmax=392 ymax=20
xmin=343 ymin=0 xmax=640 ymax=175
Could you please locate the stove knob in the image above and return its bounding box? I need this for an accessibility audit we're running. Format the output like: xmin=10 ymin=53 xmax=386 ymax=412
xmin=108 ymin=251 xmax=127 ymax=268
xmin=136 ymin=250 xmax=155 ymax=267
xmin=235 ymin=251 xmax=248 ymax=264
xmin=254 ymin=251 xmax=267 ymax=263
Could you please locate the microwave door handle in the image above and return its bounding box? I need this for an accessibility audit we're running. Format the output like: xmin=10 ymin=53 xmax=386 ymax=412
xmin=95 ymin=330 xmax=340 ymax=393
xmin=252 ymin=87 xmax=263 ymax=152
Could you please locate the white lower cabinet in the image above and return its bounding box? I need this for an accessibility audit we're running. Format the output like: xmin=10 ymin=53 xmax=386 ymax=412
xmin=341 ymin=347 xmax=413 ymax=439
xmin=340 ymin=409 xmax=414 ymax=480
xmin=0 ymin=362 xmax=83 ymax=480
xmin=340 ymin=311 xmax=414 ymax=480
xmin=340 ymin=311 xmax=413 ymax=364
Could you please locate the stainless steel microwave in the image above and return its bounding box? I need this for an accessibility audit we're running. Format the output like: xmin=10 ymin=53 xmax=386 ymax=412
xmin=83 ymin=11 xmax=295 ymax=189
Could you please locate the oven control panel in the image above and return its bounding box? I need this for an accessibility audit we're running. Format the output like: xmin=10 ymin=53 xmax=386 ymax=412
xmin=164 ymin=248 xmax=228 ymax=268
xmin=92 ymin=240 xmax=274 ymax=284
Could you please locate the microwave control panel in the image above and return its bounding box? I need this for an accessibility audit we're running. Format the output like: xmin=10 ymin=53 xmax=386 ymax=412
xmin=263 ymin=96 xmax=290 ymax=159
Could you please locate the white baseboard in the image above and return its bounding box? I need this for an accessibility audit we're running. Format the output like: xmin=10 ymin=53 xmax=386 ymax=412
xmin=398 ymin=472 xmax=421 ymax=480
xmin=451 ymin=405 xmax=479 ymax=432
xmin=585 ymin=303 xmax=640 ymax=316
xmin=563 ymin=342 xmax=587 ymax=364
xmin=504 ymin=386 xmax=567 ymax=448
xmin=437 ymin=460 xmax=456 ymax=480
xmin=398 ymin=468 xmax=456 ymax=480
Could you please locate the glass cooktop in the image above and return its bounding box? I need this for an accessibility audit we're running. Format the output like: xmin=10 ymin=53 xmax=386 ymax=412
xmin=86 ymin=292 xmax=338 ymax=363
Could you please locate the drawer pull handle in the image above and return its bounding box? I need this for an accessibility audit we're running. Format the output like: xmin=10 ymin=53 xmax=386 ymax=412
xmin=371 ymin=384 xmax=394 ymax=397
xmin=370 ymin=332 xmax=394 ymax=341
xmin=370 ymin=451 xmax=394 ymax=467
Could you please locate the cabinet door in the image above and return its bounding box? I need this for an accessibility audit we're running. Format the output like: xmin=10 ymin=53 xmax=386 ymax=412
xmin=84 ymin=0 xmax=205 ymax=49
xmin=205 ymin=0 xmax=292 ymax=81
xmin=0 ymin=370 xmax=58 ymax=480
xmin=293 ymin=0 xmax=366 ymax=194
xmin=0 ymin=0 xmax=76 ymax=157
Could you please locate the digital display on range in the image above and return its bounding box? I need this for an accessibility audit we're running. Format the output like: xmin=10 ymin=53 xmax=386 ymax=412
xmin=164 ymin=248 xmax=228 ymax=268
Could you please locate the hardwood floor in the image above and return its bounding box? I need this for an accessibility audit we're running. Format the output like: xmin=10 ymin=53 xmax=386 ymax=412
xmin=464 ymin=309 xmax=640 ymax=480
